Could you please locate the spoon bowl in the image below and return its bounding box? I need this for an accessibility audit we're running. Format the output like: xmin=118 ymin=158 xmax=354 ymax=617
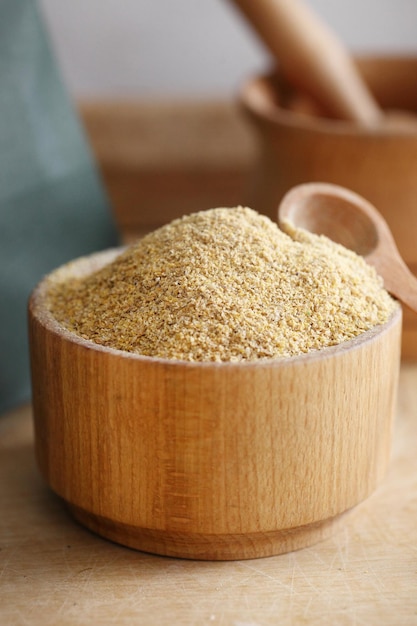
xmin=278 ymin=183 xmax=417 ymax=314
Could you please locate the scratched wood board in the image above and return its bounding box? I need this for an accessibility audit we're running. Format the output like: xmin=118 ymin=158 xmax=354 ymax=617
xmin=1 ymin=365 xmax=416 ymax=625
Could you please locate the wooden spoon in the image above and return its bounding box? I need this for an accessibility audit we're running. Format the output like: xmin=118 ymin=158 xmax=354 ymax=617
xmin=278 ymin=183 xmax=417 ymax=314
xmin=230 ymin=0 xmax=382 ymax=125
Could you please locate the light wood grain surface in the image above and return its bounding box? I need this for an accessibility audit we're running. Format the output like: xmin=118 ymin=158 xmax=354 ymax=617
xmin=1 ymin=364 xmax=417 ymax=625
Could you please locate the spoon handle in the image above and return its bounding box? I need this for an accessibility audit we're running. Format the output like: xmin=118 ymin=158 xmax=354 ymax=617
xmin=363 ymin=203 xmax=417 ymax=314
xmin=370 ymin=254 xmax=417 ymax=314
xmin=229 ymin=0 xmax=382 ymax=124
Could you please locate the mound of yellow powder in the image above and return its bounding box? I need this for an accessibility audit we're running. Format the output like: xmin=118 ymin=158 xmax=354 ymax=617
xmin=47 ymin=207 xmax=397 ymax=361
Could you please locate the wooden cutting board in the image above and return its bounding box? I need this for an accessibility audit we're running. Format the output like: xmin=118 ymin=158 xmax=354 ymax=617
xmin=1 ymin=364 xmax=416 ymax=625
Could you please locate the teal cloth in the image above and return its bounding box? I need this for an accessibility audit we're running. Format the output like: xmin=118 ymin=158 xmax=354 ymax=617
xmin=0 ymin=0 xmax=118 ymax=413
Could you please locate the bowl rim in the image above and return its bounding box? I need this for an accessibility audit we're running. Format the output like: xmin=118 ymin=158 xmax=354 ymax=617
xmin=29 ymin=248 xmax=402 ymax=370
xmin=239 ymin=54 xmax=417 ymax=137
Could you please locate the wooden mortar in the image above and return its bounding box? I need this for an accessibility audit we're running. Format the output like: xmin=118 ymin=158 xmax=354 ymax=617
xmin=29 ymin=249 xmax=402 ymax=560
xmin=240 ymin=55 xmax=417 ymax=358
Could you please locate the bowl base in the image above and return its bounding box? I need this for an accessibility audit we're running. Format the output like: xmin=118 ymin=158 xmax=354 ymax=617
xmin=68 ymin=503 xmax=353 ymax=560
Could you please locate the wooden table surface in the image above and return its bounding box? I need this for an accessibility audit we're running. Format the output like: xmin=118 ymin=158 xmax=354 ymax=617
xmin=1 ymin=364 xmax=416 ymax=625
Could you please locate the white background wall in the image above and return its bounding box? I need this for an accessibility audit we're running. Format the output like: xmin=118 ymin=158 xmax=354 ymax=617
xmin=39 ymin=0 xmax=417 ymax=99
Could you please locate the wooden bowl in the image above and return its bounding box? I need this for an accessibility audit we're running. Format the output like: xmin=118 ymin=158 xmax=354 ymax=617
xmin=239 ymin=55 xmax=417 ymax=358
xmin=29 ymin=249 xmax=402 ymax=560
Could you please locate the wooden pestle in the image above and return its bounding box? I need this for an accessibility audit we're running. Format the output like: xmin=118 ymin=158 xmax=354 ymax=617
xmin=230 ymin=0 xmax=383 ymax=125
